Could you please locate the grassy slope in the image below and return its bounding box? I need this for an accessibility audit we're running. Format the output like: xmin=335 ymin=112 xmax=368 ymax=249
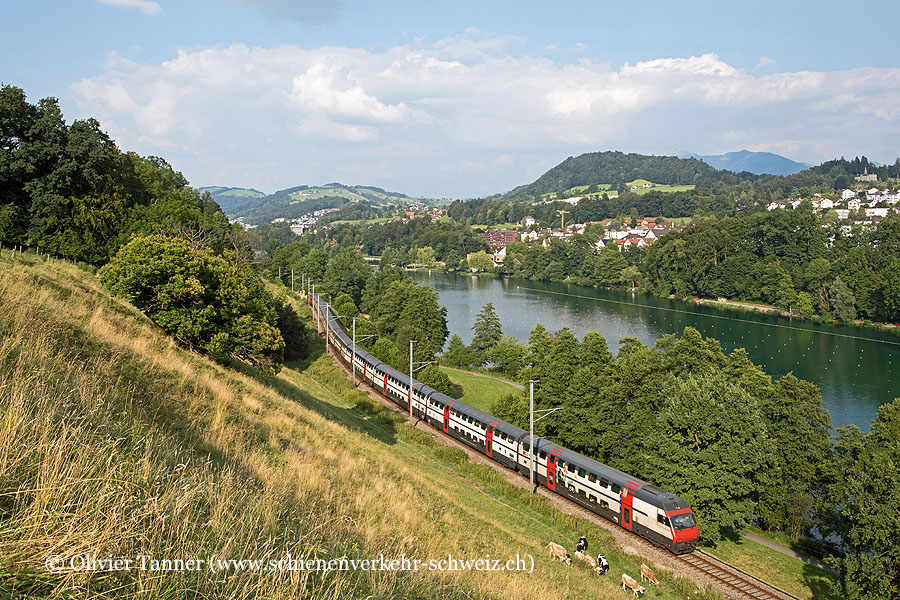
xmin=0 ymin=252 xmax=717 ymax=600
xmin=440 ymin=367 xmax=521 ymax=413
xmin=701 ymin=536 xmax=838 ymax=600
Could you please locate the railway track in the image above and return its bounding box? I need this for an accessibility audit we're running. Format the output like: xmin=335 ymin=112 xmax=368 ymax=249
xmin=319 ymin=336 xmax=805 ymax=600
xmin=678 ymin=549 xmax=799 ymax=600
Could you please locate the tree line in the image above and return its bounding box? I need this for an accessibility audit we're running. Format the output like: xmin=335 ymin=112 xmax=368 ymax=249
xmin=0 ymin=85 xmax=310 ymax=375
xmin=445 ymin=306 xmax=898 ymax=600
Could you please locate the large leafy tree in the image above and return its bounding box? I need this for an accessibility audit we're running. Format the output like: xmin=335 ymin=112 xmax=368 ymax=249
xmin=374 ymin=280 xmax=448 ymax=356
xmin=641 ymin=373 xmax=774 ymax=542
xmin=757 ymin=373 xmax=832 ymax=535
xmin=99 ymin=235 xmax=284 ymax=374
xmin=831 ymin=399 xmax=900 ymax=599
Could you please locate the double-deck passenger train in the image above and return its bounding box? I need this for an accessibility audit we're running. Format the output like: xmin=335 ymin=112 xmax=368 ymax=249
xmin=309 ymin=292 xmax=700 ymax=554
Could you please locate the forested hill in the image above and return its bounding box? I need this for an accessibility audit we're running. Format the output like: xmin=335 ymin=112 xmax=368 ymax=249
xmin=505 ymin=151 xmax=734 ymax=199
xmin=224 ymin=183 xmax=416 ymax=224
xmin=197 ymin=186 xmax=266 ymax=212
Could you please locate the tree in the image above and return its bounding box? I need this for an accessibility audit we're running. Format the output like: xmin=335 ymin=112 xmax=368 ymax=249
xmin=442 ymin=333 xmax=474 ymax=368
xmin=273 ymin=297 xmax=310 ymax=361
xmin=373 ymin=337 xmax=402 ymax=370
xmin=490 ymin=392 xmax=529 ymax=429
xmin=323 ymin=247 xmax=372 ymax=305
xmin=417 ymin=364 xmax=454 ymax=396
xmin=620 ymin=265 xmax=641 ymax=288
xmin=375 ymin=280 xmax=448 ymax=355
xmin=828 ymin=277 xmax=857 ymax=321
xmin=641 ymin=373 xmax=773 ymax=542
xmin=488 ymin=335 xmax=527 ymax=376
xmin=832 ymin=399 xmax=900 ymax=599
xmin=470 ymin=302 xmax=503 ymax=365
xmin=416 ymin=245 xmax=436 ymax=266
xmin=757 ymin=373 xmax=832 ymax=535
xmin=99 ymin=235 xmax=284 ymax=374
xmin=467 ymin=250 xmax=493 ymax=272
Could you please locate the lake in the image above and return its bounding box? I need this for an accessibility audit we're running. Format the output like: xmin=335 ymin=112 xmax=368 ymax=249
xmin=410 ymin=271 xmax=900 ymax=431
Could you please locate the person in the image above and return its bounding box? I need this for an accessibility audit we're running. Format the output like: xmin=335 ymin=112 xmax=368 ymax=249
xmin=597 ymin=554 xmax=609 ymax=575
xmin=576 ymin=536 xmax=587 ymax=554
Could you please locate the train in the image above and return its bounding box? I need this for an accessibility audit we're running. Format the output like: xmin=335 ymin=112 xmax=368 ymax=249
xmin=308 ymin=292 xmax=700 ymax=554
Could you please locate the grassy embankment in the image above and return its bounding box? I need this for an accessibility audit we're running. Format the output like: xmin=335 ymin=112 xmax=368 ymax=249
xmin=439 ymin=367 xmax=521 ymax=413
xmin=0 ymin=250 xmax=720 ymax=600
xmin=701 ymin=533 xmax=838 ymax=600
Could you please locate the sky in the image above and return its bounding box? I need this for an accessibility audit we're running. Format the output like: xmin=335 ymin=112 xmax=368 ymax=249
xmin=3 ymin=1 xmax=899 ymax=198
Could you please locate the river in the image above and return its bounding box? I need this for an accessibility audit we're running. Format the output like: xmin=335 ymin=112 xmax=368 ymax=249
xmin=410 ymin=271 xmax=900 ymax=431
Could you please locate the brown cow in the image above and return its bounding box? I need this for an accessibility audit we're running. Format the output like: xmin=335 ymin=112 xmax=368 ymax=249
xmin=546 ymin=542 xmax=572 ymax=565
xmin=575 ymin=551 xmax=597 ymax=569
xmin=640 ymin=563 xmax=660 ymax=587
xmin=621 ymin=573 xmax=646 ymax=597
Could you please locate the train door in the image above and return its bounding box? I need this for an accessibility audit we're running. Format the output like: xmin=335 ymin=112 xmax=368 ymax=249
xmin=362 ymin=360 xmax=367 ymax=383
xmin=620 ymin=487 xmax=634 ymax=531
xmin=486 ymin=426 xmax=494 ymax=457
xmin=443 ymin=405 xmax=450 ymax=432
xmin=382 ymin=372 xmax=389 ymax=396
xmin=546 ymin=453 xmax=557 ymax=491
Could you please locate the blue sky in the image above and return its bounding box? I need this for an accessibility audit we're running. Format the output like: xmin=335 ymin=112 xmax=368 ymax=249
xmin=3 ymin=0 xmax=899 ymax=197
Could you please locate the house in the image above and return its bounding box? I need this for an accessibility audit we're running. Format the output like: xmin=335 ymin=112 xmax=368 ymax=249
xmin=630 ymin=185 xmax=638 ymax=191
xmin=842 ymin=189 xmax=857 ymax=200
xmin=883 ymin=190 xmax=900 ymax=204
xmin=492 ymin=246 xmax=507 ymax=265
xmin=522 ymin=216 xmax=536 ymax=227
xmin=847 ymin=198 xmax=861 ymax=211
xmin=520 ymin=230 xmax=540 ymax=243
xmin=866 ymin=188 xmax=882 ymax=202
xmin=642 ymin=183 xmax=652 ymax=189
xmin=835 ymin=209 xmax=851 ymax=220
xmin=818 ymin=198 xmax=834 ymax=210
xmin=866 ymin=205 xmax=889 ymax=218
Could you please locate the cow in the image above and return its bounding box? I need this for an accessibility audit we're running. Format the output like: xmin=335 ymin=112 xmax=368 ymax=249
xmin=576 ymin=535 xmax=587 ymax=554
xmin=640 ymin=563 xmax=660 ymax=587
xmin=596 ymin=554 xmax=610 ymax=576
xmin=574 ymin=551 xmax=597 ymax=569
xmin=546 ymin=542 xmax=572 ymax=565
xmin=621 ymin=573 xmax=646 ymax=597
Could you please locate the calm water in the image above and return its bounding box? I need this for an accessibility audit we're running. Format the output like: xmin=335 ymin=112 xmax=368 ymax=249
xmin=411 ymin=271 xmax=900 ymax=431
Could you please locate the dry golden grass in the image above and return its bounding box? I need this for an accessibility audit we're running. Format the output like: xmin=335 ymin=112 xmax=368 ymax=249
xmin=0 ymin=252 xmax=716 ymax=599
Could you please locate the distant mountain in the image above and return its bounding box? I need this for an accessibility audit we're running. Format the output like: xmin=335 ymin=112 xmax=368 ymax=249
xmin=222 ymin=183 xmax=417 ymax=225
xmin=677 ymin=150 xmax=811 ymax=176
xmin=504 ymin=151 xmax=723 ymax=199
xmin=197 ymin=186 xmax=266 ymax=212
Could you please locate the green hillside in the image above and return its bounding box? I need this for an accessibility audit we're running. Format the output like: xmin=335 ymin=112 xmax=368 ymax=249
xmin=506 ymin=151 xmax=725 ymax=200
xmin=0 ymin=253 xmax=719 ymax=600
xmin=225 ymin=183 xmax=420 ymax=224
xmin=197 ymin=186 xmax=266 ymax=212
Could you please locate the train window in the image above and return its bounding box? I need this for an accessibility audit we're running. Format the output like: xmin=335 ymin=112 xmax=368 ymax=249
xmin=623 ymin=509 xmax=631 ymax=525
xmin=588 ymin=473 xmax=596 ymax=483
xmin=589 ymin=495 xmax=597 ymax=503
xmin=558 ymin=460 xmax=565 ymax=470
xmin=539 ymin=451 xmax=546 ymax=459
xmin=611 ymin=483 xmax=621 ymax=494
xmin=578 ymin=489 xmax=586 ymax=498
xmin=657 ymin=514 xmax=670 ymax=527
xmin=600 ymin=500 xmax=609 ymax=510
xmin=578 ymin=468 xmax=586 ymax=478
xmin=566 ymin=463 xmax=575 ymax=473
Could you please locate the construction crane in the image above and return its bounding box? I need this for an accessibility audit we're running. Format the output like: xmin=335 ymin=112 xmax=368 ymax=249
xmin=558 ymin=209 xmax=570 ymax=229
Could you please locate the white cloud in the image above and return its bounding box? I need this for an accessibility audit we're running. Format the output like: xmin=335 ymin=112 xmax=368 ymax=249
xmin=70 ymin=39 xmax=900 ymax=197
xmin=96 ymin=0 xmax=162 ymax=15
